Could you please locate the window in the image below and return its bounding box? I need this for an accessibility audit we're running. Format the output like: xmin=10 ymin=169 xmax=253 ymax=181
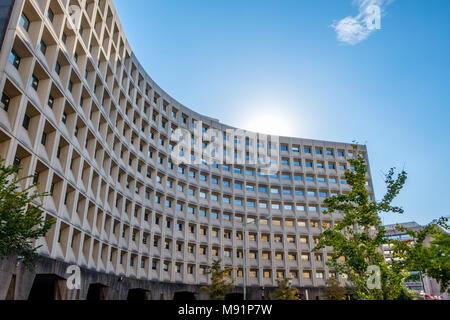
xmin=304 ymin=147 xmax=311 ymax=153
xmin=9 ymin=50 xmax=21 ymax=69
xmin=55 ymin=62 xmax=61 ymax=75
xmin=41 ymin=132 xmax=47 ymax=145
xmin=20 ymin=13 xmax=30 ymax=31
xmin=297 ymin=220 xmax=306 ymax=227
xmin=38 ymin=40 xmax=47 ymax=55
xmin=47 ymin=96 xmax=55 ymax=109
xmin=285 ymin=220 xmax=294 ymax=227
xmin=47 ymin=8 xmax=54 ymax=23
xmin=30 ymin=75 xmax=39 ymax=90
xmin=22 ymin=114 xmax=30 ymax=130
xmin=0 ymin=93 xmax=10 ymax=111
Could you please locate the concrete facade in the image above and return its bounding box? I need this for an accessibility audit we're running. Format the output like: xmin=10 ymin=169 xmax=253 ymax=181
xmin=0 ymin=0 xmax=374 ymax=299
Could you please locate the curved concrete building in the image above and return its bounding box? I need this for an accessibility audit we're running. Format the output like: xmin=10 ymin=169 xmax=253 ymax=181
xmin=0 ymin=0 xmax=373 ymax=300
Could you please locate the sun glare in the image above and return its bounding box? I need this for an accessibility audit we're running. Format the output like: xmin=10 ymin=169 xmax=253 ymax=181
xmin=244 ymin=110 xmax=295 ymax=137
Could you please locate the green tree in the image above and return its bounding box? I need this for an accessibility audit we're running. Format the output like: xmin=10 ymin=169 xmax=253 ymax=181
xmin=396 ymin=287 xmax=415 ymax=300
xmin=0 ymin=158 xmax=53 ymax=269
xmin=270 ymin=278 xmax=300 ymax=300
xmin=323 ymin=278 xmax=346 ymax=300
xmin=402 ymin=230 xmax=450 ymax=293
xmin=312 ymin=144 xmax=448 ymax=300
xmin=426 ymin=232 xmax=450 ymax=292
xmin=200 ymin=259 xmax=234 ymax=300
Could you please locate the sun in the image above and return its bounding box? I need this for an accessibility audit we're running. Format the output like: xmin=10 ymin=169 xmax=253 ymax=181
xmin=244 ymin=110 xmax=295 ymax=137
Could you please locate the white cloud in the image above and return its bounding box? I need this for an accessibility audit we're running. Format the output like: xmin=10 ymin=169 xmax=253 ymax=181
xmin=332 ymin=0 xmax=393 ymax=45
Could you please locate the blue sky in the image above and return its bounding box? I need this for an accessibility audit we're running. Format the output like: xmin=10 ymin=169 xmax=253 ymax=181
xmin=113 ymin=0 xmax=450 ymax=225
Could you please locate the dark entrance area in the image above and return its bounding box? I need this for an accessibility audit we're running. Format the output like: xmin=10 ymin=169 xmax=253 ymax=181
xmin=127 ymin=288 xmax=150 ymax=300
xmin=28 ymin=274 xmax=64 ymax=300
xmin=225 ymin=293 xmax=244 ymax=301
xmin=86 ymin=283 xmax=108 ymax=300
xmin=173 ymin=291 xmax=196 ymax=300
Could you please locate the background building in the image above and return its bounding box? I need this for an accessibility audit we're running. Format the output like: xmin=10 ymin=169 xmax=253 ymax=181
xmin=0 ymin=0 xmax=373 ymax=300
